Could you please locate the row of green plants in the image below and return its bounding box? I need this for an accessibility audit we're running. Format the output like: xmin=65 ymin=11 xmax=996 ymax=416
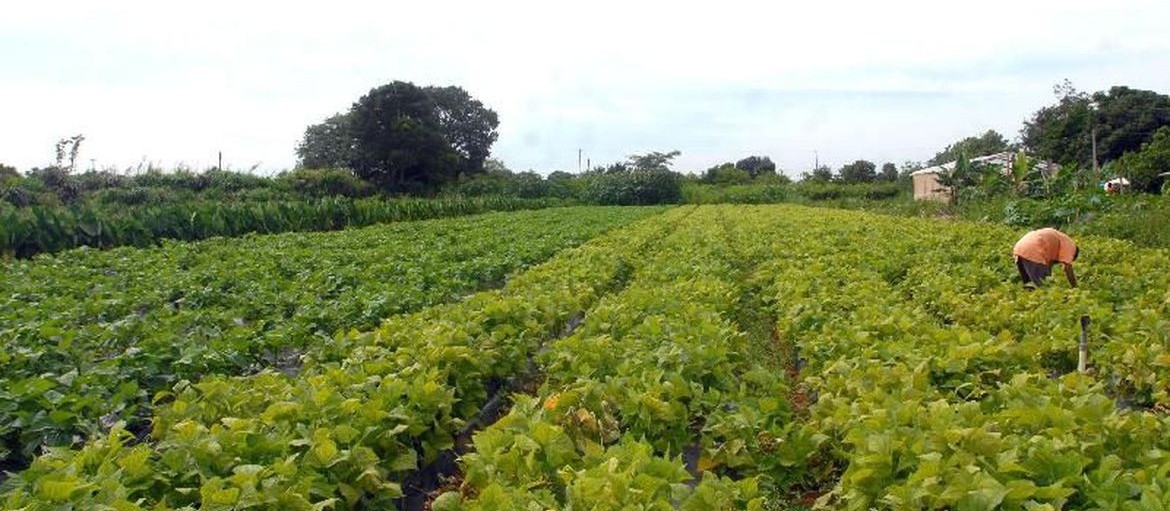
xmin=437 ymin=206 xmax=792 ymax=509
xmin=0 ymin=195 xmax=565 ymax=258
xmin=751 ymin=205 xmax=1170 ymax=508
xmin=0 ymin=207 xmax=681 ymax=509
xmin=0 ymin=207 xmax=662 ymax=472
xmin=680 ymin=181 xmax=905 ymax=205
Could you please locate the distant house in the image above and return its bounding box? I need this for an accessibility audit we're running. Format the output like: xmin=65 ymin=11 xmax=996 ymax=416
xmin=910 ymin=151 xmax=1058 ymax=201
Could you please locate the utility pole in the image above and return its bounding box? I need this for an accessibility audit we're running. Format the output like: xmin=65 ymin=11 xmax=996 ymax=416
xmin=1089 ymin=101 xmax=1100 ymax=186
xmin=814 ymin=150 xmax=819 ymax=170
xmin=578 ymin=149 xmax=582 ymax=173
xmin=586 ymin=158 xmax=591 ymax=172
xmin=1091 ymin=125 xmax=1100 ymax=182
xmin=218 ymin=151 xmax=223 ymax=171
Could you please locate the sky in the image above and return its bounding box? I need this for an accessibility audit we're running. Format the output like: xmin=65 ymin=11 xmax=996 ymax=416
xmin=2 ymin=1 xmax=1169 ymax=178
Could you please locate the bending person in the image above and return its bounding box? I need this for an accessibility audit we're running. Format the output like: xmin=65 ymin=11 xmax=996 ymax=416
xmin=1013 ymin=227 xmax=1079 ymax=288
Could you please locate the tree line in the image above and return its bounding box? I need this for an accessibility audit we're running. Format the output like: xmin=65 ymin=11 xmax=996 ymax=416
xmin=2 ymin=79 xmax=1168 ymax=210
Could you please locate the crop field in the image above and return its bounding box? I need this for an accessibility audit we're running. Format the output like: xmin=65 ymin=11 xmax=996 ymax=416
xmin=2 ymin=204 xmax=1170 ymax=510
xmin=0 ymin=206 xmax=664 ymax=471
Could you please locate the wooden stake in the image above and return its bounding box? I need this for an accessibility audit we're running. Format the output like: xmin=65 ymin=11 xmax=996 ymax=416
xmin=1078 ymin=315 xmax=1091 ymax=373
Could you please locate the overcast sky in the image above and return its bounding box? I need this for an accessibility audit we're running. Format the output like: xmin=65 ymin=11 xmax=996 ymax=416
xmin=2 ymin=1 xmax=1169 ymax=177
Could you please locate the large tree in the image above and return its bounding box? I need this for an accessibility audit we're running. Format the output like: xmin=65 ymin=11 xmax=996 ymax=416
xmin=297 ymin=81 xmax=499 ymax=193
xmin=1093 ymin=86 xmax=1170 ymax=163
xmin=734 ymin=155 xmax=777 ymax=178
xmin=424 ymin=86 xmax=500 ymax=174
xmin=878 ymin=162 xmax=898 ymax=182
xmin=1022 ymin=81 xmax=1170 ymax=169
xmin=928 ymin=130 xmax=1010 ymax=165
xmin=628 ymin=150 xmax=681 ymax=171
xmin=838 ymin=159 xmax=876 ymax=183
xmin=296 ymin=113 xmax=354 ymax=169
xmin=1021 ymin=81 xmax=1091 ymax=168
xmin=704 ymin=162 xmax=751 ymax=184
xmin=348 ymin=82 xmax=456 ymax=192
xmin=801 ymin=165 xmax=834 ymax=183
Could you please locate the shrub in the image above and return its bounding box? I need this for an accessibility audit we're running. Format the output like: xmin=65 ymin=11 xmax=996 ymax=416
xmin=278 ymin=168 xmax=374 ymax=198
xmin=75 ymin=170 xmax=130 ymax=192
xmin=89 ymin=186 xmax=185 ymax=206
xmin=581 ymin=169 xmax=682 ymax=205
xmin=1114 ymin=126 xmax=1170 ymax=193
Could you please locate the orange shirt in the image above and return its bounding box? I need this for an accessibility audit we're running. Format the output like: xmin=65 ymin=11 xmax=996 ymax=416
xmin=1013 ymin=228 xmax=1077 ymax=265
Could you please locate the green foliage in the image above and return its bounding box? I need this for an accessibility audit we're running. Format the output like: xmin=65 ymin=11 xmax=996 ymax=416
xmin=682 ymin=181 xmax=903 ymax=206
xmin=756 ymin=206 xmax=1170 ymax=507
xmin=0 ymin=206 xmax=673 ymax=508
xmin=127 ymin=168 xmax=272 ymax=195
xmin=704 ymin=163 xmax=753 ymax=185
xmin=447 ymin=170 xmax=579 ymax=199
xmin=26 ymin=166 xmax=80 ymax=204
xmin=837 ymin=160 xmax=877 ymax=184
xmin=300 ymin=81 xmax=500 ymax=193
xmin=5 ymin=204 xmax=1170 ymax=509
xmin=627 ymin=150 xmax=681 ymax=171
xmin=424 ymin=85 xmax=500 ymax=175
xmin=794 ymin=181 xmax=902 ymax=201
xmin=276 ymin=167 xmax=374 ymax=198
xmin=582 ymin=169 xmax=683 ymax=205
xmin=1091 ymin=86 xmax=1170 ymax=163
xmin=0 ymin=207 xmax=662 ymax=471
xmin=1114 ymin=125 xmax=1170 ymax=192
xmin=348 ymin=81 xmax=460 ymax=192
xmin=1023 ymin=81 xmax=1170 ymax=170
xmin=934 ymin=153 xmax=998 ymax=204
xmin=87 ymin=186 xmax=183 ymax=206
xmin=801 ymin=165 xmax=834 ymax=183
xmin=454 ymin=206 xmax=785 ymax=509
xmin=0 ymin=196 xmax=567 ymax=258
xmin=735 ymin=156 xmax=777 ymax=178
xmin=1076 ymin=194 xmax=1170 ymax=249
xmin=928 ymin=130 xmax=1011 ymax=166
xmin=295 ymin=113 xmax=354 ymax=169
xmin=878 ymin=162 xmax=898 ymax=182
xmin=1022 ymin=81 xmax=1095 ymax=168
xmin=682 ymin=182 xmax=792 ymax=204
xmin=0 ymin=162 xmax=19 ymax=180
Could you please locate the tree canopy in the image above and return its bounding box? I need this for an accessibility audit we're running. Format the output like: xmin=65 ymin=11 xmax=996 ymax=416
xmin=734 ymin=156 xmax=777 ymax=178
xmin=928 ymin=130 xmax=1010 ymax=166
xmin=801 ymin=165 xmax=834 ymax=183
xmin=1021 ymin=82 xmax=1170 ymax=169
xmin=838 ymin=160 xmax=877 ymax=184
xmin=627 ymin=150 xmax=681 ymax=171
xmin=297 ymin=81 xmax=499 ymax=193
xmin=1093 ymin=86 xmax=1170 ymax=163
xmin=296 ymin=114 xmax=354 ymax=170
xmin=703 ymin=163 xmax=752 ymax=185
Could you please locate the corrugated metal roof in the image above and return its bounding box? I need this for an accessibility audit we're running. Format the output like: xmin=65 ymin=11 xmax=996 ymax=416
xmin=908 ymin=151 xmax=1057 ymax=176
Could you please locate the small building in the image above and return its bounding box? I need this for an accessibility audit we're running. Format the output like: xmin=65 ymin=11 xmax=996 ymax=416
xmin=910 ymin=151 xmax=1058 ymax=202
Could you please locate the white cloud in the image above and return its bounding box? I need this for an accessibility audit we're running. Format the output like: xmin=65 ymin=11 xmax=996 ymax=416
xmin=1 ymin=0 xmax=1168 ymax=174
